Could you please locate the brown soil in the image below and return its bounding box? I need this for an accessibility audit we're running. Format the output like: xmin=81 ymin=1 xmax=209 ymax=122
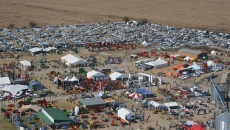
xmin=0 ymin=0 xmax=230 ymax=33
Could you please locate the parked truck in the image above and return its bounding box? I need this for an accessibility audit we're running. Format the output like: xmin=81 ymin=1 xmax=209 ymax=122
xmin=117 ymin=108 xmax=136 ymax=123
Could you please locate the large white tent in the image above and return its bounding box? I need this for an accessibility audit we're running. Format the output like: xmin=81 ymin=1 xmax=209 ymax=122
xmin=148 ymin=101 xmax=161 ymax=107
xmin=0 ymin=77 xmax=11 ymax=86
xmin=19 ymin=60 xmax=31 ymax=70
xmin=61 ymin=54 xmax=88 ymax=66
xmin=87 ymin=70 xmax=109 ymax=80
xmin=164 ymin=102 xmax=179 ymax=108
xmin=29 ymin=47 xmax=43 ymax=53
xmin=44 ymin=47 xmax=57 ymax=52
xmin=0 ymin=85 xmax=28 ymax=97
xmin=110 ymin=72 xmax=128 ymax=80
xmin=145 ymin=58 xmax=168 ymax=68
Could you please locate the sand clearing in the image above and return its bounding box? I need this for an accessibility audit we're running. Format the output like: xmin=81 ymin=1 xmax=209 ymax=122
xmin=0 ymin=0 xmax=229 ymax=33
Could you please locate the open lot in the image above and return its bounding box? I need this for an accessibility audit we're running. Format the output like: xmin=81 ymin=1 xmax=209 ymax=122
xmin=0 ymin=0 xmax=230 ymax=33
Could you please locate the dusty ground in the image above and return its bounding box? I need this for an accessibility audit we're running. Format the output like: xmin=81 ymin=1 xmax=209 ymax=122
xmin=0 ymin=0 xmax=230 ymax=33
xmin=0 ymin=48 xmax=226 ymax=129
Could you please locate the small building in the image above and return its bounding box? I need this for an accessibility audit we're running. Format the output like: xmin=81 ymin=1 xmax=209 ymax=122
xmin=19 ymin=60 xmax=31 ymax=70
xmin=110 ymin=72 xmax=128 ymax=81
xmin=178 ymin=49 xmax=207 ymax=59
xmin=87 ymin=70 xmax=109 ymax=80
xmin=37 ymin=108 xmax=71 ymax=129
xmin=79 ymin=98 xmax=106 ymax=109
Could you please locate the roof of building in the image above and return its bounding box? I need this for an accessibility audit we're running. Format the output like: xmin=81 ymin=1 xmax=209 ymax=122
xmin=37 ymin=108 xmax=71 ymax=125
xmin=214 ymin=72 xmax=230 ymax=85
xmin=216 ymin=112 xmax=230 ymax=121
xmin=178 ymin=49 xmax=202 ymax=55
xmin=111 ymin=67 xmax=121 ymax=72
xmin=80 ymin=98 xmax=105 ymax=106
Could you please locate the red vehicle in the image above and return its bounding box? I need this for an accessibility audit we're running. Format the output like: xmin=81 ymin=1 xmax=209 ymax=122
xmin=137 ymin=51 xmax=149 ymax=57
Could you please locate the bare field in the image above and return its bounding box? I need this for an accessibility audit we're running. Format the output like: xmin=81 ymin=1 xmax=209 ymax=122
xmin=0 ymin=0 xmax=230 ymax=33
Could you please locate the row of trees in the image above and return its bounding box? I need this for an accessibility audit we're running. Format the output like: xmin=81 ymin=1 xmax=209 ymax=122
xmin=8 ymin=16 xmax=147 ymax=29
xmin=8 ymin=21 xmax=38 ymax=29
xmin=122 ymin=16 xmax=148 ymax=24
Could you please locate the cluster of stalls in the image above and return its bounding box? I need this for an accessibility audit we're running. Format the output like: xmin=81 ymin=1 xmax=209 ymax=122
xmin=135 ymin=58 xmax=168 ymax=70
xmin=166 ymin=61 xmax=223 ymax=79
xmin=0 ymin=78 xmax=48 ymax=100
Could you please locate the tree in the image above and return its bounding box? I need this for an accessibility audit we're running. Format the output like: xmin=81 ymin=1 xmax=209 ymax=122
xmin=29 ymin=21 xmax=38 ymax=28
xmin=139 ymin=18 xmax=148 ymax=24
xmin=8 ymin=24 xmax=15 ymax=29
xmin=123 ymin=16 xmax=130 ymax=23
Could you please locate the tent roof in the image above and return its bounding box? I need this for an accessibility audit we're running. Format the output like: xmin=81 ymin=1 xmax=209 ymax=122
xmin=164 ymin=102 xmax=178 ymax=107
xmin=63 ymin=76 xmax=68 ymax=81
xmin=61 ymin=54 xmax=88 ymax=65
xmin=70 ymin=76 xmax=78 ymax=81
xmin=19 ymin=104 xmax=42 ymax=112
xmin=80 ymin=98 xmax=105 ymax=106
xmin=40 ymin=108 xmax=71 ymax=124
xmin=179 ymin=49 xmax=202 ymax=55
xmin=19 ymin=60 xmax=31 ymax=67
xmin=29 ymin=47 xmax=43 ymax=53
xmin=37 ymin=112 xmax=53 ymax=126
xmin=0 ymin=77 xmax=11 ymax=85
xmin=145 ymin=59 xmax=167 ymax=67
xmin=136 ymin=88 xmax=154 ymax=96
xmin=110 ymin=72 xmax=128 ymax=80
xmin=188 ymin=63 xmax=201 ymax=70
xmin=216 ymin=112 xmax=230 ymax=121
xmin=118 ymin=108 xmax=135 ymax=116
xmin=148 ymin=101 xmax=162 ymax=107
xmin=0 ymin=85 xmax=28 ymax=96
xmin=44 ymin=47 xmax=57 ymax=52
xmin=87 ymin=70 xmax=106 ymax=78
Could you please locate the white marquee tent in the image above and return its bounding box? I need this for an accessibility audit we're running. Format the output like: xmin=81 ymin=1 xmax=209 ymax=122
xmin=19 ymin=60 xmax=31 ymax=70
xmin=145 ymin=58 xmax=168 ymax=68
xmin=70 ymin=76 xmax=78 ymax=82
xmin=87 ymin=70 xmax=109 ymax=80
xmin=44 ymin=47 xmax=57 ymax=52
xmin=0 ymin=85 xmax=28 ymax=97
xmin=0 ymin=77 xmax=11 ymax=86
xmin=29 ymin=47 xmax=43 ymax=53
xmin=164 ymin=102 xmax=179 ymax=108
xmin=63 ymin=76 xmax=68 ymax=81
xmin=110 ymin=72 xmax=128 ymax=80
xmin=148 ymin=101 xmax=161 ymax=107
xmin=61 ymin=54 xmax=88 ymax=66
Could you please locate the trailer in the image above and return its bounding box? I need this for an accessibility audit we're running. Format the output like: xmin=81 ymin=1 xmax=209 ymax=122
xmin=117 ymin=108 xmax=136 ymax=123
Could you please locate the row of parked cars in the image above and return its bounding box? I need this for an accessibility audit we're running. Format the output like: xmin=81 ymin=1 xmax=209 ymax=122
xmin=0 ymin=21 xmax=230 ymax=53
